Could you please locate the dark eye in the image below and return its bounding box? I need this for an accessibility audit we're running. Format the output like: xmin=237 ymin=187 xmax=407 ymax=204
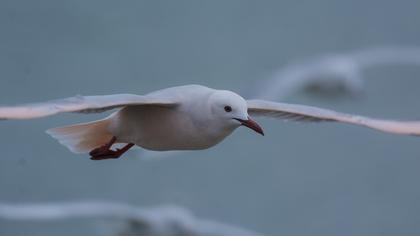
xmin=224 ymin=106 xmax=232 ymax=112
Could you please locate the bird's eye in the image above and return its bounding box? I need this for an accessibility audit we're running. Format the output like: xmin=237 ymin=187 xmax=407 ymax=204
xmin=224 ymin=106 xmax=232 ymax=112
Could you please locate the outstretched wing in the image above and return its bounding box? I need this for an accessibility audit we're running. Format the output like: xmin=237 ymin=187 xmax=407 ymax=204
xmin=247 ymin=99 xmax=420 ymax=136
xmin=0 ymin=94 xmax=178 ymax=120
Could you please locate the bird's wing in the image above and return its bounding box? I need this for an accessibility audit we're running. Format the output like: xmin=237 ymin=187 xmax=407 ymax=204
xmin=247 ymin=99 xmax=420 ymax=136
xmin=0 ymin=202 xmax=145 ymax=220
xmin=0 ymin=94 xmax=178 ymax=120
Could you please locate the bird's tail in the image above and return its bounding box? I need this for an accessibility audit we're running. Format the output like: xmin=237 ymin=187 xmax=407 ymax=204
xmin=46 ymin=118 xmax=113 ymax=154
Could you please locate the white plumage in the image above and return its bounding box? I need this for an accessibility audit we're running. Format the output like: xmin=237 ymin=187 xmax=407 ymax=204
xmin=0 ymin=202 xmax=264 ymax=236
xmin=1 ymin=84 xmax=419 ymax=159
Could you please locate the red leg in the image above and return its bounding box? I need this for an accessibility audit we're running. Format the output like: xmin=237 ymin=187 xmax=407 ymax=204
xmin=89 ymin=136 xmax=135 ymax=160
xmin=89 ymin=136 xmax=116 ymax=156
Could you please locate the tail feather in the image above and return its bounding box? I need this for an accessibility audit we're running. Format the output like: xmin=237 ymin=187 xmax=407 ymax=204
xmin=46 ymin=118 xmax=113 ymax=154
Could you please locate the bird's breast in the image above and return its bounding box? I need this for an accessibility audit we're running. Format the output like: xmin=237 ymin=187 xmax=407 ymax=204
xmin=108 ymin=106 xmax=231 ymax=151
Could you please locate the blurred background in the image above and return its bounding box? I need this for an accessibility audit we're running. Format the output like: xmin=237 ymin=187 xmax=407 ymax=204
xmin=1 ymin=0 xmax=420 ymax=235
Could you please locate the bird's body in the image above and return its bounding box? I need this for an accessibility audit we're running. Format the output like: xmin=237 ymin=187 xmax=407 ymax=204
xmin=1 ymin=84 xmax=420 ymax=160
xmin=109 ymin=85 xmax=237 ymax=150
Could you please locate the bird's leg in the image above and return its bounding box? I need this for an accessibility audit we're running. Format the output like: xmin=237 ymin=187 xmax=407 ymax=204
xmin=90 ymin=143 xmax=135 ymax=160
xmin=89 ymin=136 xmax=134 ymax=160
xmin=89 ymin=136 xmax=116 ymax=156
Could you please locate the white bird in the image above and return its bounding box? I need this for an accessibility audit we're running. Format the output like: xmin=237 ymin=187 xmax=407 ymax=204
xmin=0 ymin=202 xmax=264 ymax=236
xmin=253 ymin=46 xmax=420 ymax=100
xmin=1 ymin=84 xmax=419 ymax=160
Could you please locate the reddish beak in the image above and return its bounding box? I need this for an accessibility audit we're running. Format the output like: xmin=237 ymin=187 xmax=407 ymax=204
xmin=235 ymin=116 xmax=264 ymax=136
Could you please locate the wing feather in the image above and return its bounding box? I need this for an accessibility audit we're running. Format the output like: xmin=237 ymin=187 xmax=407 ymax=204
xmin=0 ymin=94 xmax=178 ymax=120
xmin=247 ymin=99 xmax=420 ymax=136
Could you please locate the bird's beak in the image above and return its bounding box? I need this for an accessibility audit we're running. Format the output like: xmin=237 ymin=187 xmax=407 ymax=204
xmin=235 ymin=116 xmax=264 ymax=136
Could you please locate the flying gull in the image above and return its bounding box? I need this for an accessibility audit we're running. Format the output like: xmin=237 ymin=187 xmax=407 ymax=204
xmin=1 ymin=84 xmax=419 ymax=160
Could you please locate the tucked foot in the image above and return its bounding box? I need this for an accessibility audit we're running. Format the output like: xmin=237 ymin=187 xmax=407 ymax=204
xmin=90 ymin=149 xmax=122 ymax=160
xmin=89 ymin=136 xmax=134 ymax=160
xmin=90 ymin=143 xmax=135 ymax=160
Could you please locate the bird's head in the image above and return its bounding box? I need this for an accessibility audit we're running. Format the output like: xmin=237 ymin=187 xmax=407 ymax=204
xmin=209 ymin=90 xmax=264 ymax=136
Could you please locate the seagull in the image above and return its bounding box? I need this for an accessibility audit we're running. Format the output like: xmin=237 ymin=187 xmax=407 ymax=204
xmin=0 ymin=202 xmax=264 ymax=236
xmin=1 ymin=84 xmax=419 ymax=160
xmin=252 ymin=46 xmax=420 ymax=100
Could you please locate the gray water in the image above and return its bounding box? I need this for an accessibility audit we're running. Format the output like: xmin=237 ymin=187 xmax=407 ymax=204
xmin=1 ymin=0 xmax=420 ymax=235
